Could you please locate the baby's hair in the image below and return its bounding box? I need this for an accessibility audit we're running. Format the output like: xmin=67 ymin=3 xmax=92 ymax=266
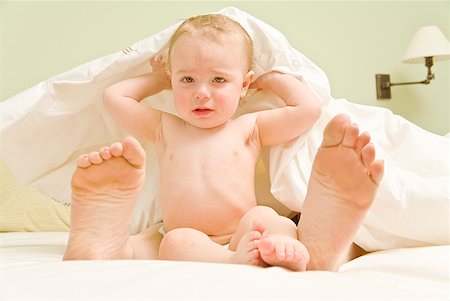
xmin=168 ymin=14 xmax=253 ymax=71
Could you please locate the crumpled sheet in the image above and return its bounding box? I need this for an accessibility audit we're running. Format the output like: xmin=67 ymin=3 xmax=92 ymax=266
xmin=0 ymin=7 xmax=448 ymax=251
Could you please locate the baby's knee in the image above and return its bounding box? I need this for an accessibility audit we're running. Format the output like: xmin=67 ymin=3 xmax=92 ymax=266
xmin=159 ymin=228 xmax=184 ymax=257
xmin=158 ymin=228 xmax=199 ymax=259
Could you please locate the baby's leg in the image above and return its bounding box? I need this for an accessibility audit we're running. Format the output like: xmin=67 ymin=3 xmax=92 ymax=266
xmin=298 ymin=114 xmax=384 ymax=271
xmin=230 ymin=206 xmax=309 ymax=271
xmin=129 ymin=222 xmax=163 ymax=259
xmin=158 ymin=227 xmax=263 ymax=266
xmin=63 ymin=137 xmax=147 ymax=260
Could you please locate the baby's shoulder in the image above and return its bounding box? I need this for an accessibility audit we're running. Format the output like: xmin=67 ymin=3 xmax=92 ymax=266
xmin=233 ymin=112 xmax=259 ymax=126
xmin=157 ymin=112 xmax=187 ymax=139
xmin=229 ymin=112 xmax=261 ymax=140
xmin=160 ymin=112 xmax=184 ymax=125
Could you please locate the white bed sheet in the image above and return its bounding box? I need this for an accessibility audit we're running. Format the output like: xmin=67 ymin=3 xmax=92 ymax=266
xmin=0 ymin=232 xmax=448 ymax=300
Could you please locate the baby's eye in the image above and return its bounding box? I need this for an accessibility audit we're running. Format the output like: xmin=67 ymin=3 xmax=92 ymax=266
xmin=213 ymin=77 xmax=225 ymax=83
xmin=181 ymin=76 xmax=194 ymax=83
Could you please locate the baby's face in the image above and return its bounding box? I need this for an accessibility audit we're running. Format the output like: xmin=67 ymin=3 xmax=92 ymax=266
xmin=170 ymin=33 xmax=253 ymax=129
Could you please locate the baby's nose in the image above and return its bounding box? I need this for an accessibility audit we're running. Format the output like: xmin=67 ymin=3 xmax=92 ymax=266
xmin=194 ymin=84 xmax=211 ymax=102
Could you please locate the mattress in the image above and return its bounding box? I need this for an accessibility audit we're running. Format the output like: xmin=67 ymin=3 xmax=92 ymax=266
xmin=0 ymin=232 xmax=448 ymax=300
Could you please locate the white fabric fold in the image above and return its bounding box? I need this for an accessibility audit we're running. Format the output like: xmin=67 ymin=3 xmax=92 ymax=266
xmin=1 ymin=7 xmax=448 ymax=250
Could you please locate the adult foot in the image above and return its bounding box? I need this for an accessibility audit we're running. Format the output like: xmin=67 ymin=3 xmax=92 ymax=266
xmin=63 ymin=137 xmax=146 ymax=260
xmin=298 ymin=114 xmax=384 ymax=271
xmin=259 ymin=233 xmax=309 ymax=271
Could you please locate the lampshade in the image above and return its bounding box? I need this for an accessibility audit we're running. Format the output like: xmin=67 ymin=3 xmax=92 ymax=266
xmin=402 ymin=25 xmax=450 ymax=64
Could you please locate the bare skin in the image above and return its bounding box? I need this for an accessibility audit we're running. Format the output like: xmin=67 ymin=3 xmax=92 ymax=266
xmin=233 ymin=228 xmax=264 ymax=265
xmin=63 ymin=137 xmax=146 ymax=260
xmin=158 ymin=225 xmax=265 ymax=266
xmin=159 ymin=206 xmax=309 ymax=270
xmin=63 ymin=113 xmax=383 ymax=273
xmin=239 ymin=220 xmax=308 ymax=271
xmin=64 ymin=137 xmax=280 ymax=266
xmin=63 ymin=135 xmax=310 ymax=270
xmin=298 ymin=114 xmax=384 ymax=271
xmin=259 ymin=234 xmax=309 ymax=271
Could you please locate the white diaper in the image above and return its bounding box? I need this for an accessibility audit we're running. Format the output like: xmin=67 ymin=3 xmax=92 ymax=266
xmin=159 ymin=225 xmax=167 ymax=237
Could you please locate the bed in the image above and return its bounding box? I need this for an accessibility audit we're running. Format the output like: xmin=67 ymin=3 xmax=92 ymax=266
xmin=0 ymin=232 xmax=448 ymax=300
xmin=0 ymin=7 xmax=449 ymax=300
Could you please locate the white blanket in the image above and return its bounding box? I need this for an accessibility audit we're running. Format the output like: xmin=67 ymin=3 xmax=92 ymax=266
xmin=1 ymin=232 xmax=448 ymax=300
xmin=0 ymin=7 xmax=448 ymax=251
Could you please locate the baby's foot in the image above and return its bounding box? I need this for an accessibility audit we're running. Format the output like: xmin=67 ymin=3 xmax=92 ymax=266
xmin=259 ymin=234 xmax=309 ymax=271
xmin=232 ymin=229 xmax=265 ymax=267
xmin=63 ymin=137 xmax=146 ymax=260
xmin=298 ymin=114 xmax=384 ymax=270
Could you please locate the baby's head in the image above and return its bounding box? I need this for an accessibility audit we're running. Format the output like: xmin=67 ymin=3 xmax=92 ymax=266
xmin=167 ymin=14 xmax=255 ymax=129
xmin=168 ymin=14 xmax=253 ymax=72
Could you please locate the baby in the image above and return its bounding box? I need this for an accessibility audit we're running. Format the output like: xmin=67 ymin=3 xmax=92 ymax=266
xmin=63 ymin=14 xmax=384 ymax=272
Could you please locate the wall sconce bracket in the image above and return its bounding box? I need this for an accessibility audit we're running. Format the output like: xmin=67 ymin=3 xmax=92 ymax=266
xmin=376 ymin=74 xmax=391 ymax=99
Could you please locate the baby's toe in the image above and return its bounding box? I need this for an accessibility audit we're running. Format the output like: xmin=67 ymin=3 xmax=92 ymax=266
xmin=275 ymin=244 xmax=286 ymax=260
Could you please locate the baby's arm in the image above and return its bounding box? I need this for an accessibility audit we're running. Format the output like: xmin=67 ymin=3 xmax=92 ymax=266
xmin=103 ymin=56 xmax=171 ymax=142
xmin=252 ymin=72 xmax=321 ymax=146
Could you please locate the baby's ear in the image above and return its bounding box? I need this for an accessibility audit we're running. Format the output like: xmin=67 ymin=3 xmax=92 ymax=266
xmin=241 ymin=71 xmax=254 ymax=98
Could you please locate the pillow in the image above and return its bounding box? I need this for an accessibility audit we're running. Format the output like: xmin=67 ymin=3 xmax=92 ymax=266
xmin=0 ymin=159 xmax=70 ymax=232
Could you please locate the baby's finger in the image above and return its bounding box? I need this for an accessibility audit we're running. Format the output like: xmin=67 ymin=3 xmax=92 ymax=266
xmin=150 ymin=54 xmax=166 ymax=71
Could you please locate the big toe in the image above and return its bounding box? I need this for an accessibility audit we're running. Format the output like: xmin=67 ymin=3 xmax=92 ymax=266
xmin=322 ymin=114 xmax=351 ymax=147
xmin=122 ymin=137 xmax=146 ymax=167
xmin=259 ymin=238 xmax=275 ymax=256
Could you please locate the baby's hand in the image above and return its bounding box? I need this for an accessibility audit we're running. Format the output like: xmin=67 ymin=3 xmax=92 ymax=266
xmin=249 ymin=71 xmax=282 ymax=91
xmin=149 ymin=54 xmax=171 ymax=90
xmin=149 ymin=54 xmax=167 ymax=72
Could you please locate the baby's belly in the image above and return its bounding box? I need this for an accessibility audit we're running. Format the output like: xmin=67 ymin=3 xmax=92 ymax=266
xmin=158 ymin=144 xmax=258 ymax=236
xmin=160 ymin=188 xmax=257 ymax=236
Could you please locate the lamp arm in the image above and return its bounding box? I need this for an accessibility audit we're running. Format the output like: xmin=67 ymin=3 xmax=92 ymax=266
xmin=388 ymin=78 xmax=431 ymax=87
xmin=384 ymin=56 xmax=435 ymax=87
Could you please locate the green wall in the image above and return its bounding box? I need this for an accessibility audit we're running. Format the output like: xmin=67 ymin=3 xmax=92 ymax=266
xmin=1 ymin=1 xmax=449 ymax=134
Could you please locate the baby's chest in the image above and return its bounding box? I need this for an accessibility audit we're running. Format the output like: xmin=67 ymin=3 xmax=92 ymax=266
xmin=158 ymin=118 xmax=259 ymax=173
xmin=164 ymin=137 xmax=253 ymax=168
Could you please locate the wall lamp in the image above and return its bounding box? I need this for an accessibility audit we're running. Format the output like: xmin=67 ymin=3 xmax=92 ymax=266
xmin=376 ymin=25 xmax=450 ymax=99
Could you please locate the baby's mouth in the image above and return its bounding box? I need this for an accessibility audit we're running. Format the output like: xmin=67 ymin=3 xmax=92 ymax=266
xmin=193 ymin=108 xmax=213 ymax=115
